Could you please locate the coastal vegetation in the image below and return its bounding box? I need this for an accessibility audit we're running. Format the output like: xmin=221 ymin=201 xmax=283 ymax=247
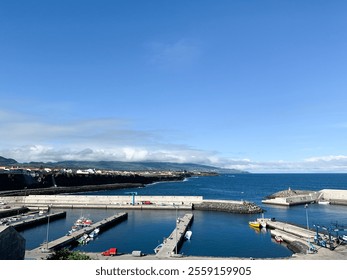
xmin=47 ymin=248 xmax=91 ymax=260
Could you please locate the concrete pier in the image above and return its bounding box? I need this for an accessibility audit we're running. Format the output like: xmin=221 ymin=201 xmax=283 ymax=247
xmin=1 ymin=195 xmax=201 ymax=209
xmin=262 ymin=189 xmax=347 ymax=206
xmin=10 ymin=211 xmax=66 ymax=231
xmin=0 ymin=195 xmax=263 ymax=213
xmin=266 ymin=219 xmax=347 ymax=256
xmin=25 ymin=212 xmax=127 ymax=259
xmin=262 ymin=192 xmax=319 ymax=206
xmin=156 ymin=213 xmax=194 ymax=258
xmin=267 ymin=220 xmax=316 ymax=242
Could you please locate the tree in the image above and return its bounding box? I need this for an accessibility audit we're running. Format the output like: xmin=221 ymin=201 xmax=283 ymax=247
xmin=48 ymin=248 xmax=91 ymax=260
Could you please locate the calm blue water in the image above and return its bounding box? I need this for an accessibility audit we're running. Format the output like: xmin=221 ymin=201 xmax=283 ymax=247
xmin=19 ymin=174 xmax=347 ymax=258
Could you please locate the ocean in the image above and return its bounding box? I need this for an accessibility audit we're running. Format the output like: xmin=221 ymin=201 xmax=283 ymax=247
xmin=18 ymin=173 xmax=347 ymax=259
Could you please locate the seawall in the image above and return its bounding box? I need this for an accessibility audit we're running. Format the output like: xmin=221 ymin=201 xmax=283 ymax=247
xmin=262 ymin=189 xmax=347 ymax=206
xmin=0 ymin=195 xmax=263 ymax=214
xmin=193 ymin=199 xmax=263 ymax=214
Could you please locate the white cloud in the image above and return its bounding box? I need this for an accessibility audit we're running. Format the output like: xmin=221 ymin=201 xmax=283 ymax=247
xmin=305 ymin=155 xmax=347 ymax=163
xmin=0 ymin=144 xmax=218 ymax=164
xmin=219 ymin=156 xmax=347 ymax=173
xmin=2 ymin=109 xmax=347 ymax=172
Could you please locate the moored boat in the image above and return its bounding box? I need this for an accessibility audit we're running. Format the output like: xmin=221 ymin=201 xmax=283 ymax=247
xmin=89 ymin=228 xmax=100 ymax=239
xmin=249 ymin=221 xmax=261 ymax=228
xmin=75 ymin=217 xmax=93 ymax=227
xmin=257 ymin=213 xmax=269 ymax=228
xmin=154 ymin=243 xmax=163 ymax=254
xmin=318 ymin=200 xmax=330 ymax=205
xmin=184 ymin=230 xmax=192 ymax=240
xmin=77 ymin=233 xmax=89 ymax=245
xmin=274 ymin=235 xmax=283 ymax=243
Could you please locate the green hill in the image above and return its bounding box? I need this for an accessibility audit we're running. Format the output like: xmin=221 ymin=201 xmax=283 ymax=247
xmin=0 ymin=156 xmax=17 ymax=166
xmin=27 ymin=160 xmax=246 ymax=173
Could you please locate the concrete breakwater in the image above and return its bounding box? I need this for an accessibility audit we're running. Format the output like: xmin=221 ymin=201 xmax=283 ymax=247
xmin=0 ymin=195 xmax=263 ymax=214
xmin=262 ymin=188 xmax=347 ymax=206
xmin=193 ymin=199 xmax=263 ymax=214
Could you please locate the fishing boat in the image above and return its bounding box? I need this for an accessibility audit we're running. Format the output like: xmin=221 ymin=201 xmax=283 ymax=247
xmin=257 ymin=213 xmax=269 ymax=228
xmin=77 ymin=233 xmax=89 ymax=245
xmin=75 ymin=217 xmax=93 ymax=227
xmin=249 ymin=221 xmax=261 ymax=228
xmin=154 ymin=243 xmax=163 ymax=254
xmin=184 ymin=230 xmax=192 ymax=240
xmin=67 ymin=225 xmax=80 ymax=235
xmin=89 ymin=228 xmax=100 ymax=239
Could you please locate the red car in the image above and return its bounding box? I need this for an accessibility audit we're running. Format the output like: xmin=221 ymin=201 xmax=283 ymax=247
xmin=101 ymin=248 xmax=117 ymax=256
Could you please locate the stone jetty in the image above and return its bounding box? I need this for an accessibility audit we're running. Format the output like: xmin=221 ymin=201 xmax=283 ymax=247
xmin=193 ymin=199 xmax=263 ymax=214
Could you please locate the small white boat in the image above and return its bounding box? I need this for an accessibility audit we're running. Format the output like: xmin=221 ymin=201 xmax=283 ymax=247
xmin=257 ymin=213 xmax=269 ymax=228
xmin=77 ymin=233 xmax=89 ymax=245
xmin=154 ymin=243 xmax=163 ymax=254
xmin=318 ymin=200 xmax=330 ymax=205
xmin=89 ymin=228 xmax=100 ymax=239
xmin=184 ymin=230 xmax=192 ymax=240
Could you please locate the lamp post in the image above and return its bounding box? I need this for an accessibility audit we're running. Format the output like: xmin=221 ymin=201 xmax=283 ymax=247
xmin=305 ymin=203 xmax=309 ymax=230
xmin=305 ymin=204 xmax=310 ymax=251
xmin=23 ymin=187 xmax=27 ymax=207
xmin=173 ymin=203 xmax=178 ymax=255
xmin=45 ymin=204 xmax=52 ymax=252
xmin=46 ymin=214 xmax=50 ymax=251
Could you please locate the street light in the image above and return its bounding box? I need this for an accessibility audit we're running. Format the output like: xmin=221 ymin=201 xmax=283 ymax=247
xmin=23 ymin=187 xmax=27 ymax=207
xmin=305 ymin=203 xmax=310 ymax=252
xmin=173 ymin=203 xmax=178 ymax=255
xmin=305 ymin=203 xmax=309 ymax=230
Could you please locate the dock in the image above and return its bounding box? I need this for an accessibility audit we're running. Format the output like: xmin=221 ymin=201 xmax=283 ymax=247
xmin=267 ymin=220 xmax=316 ymax=240
xmin=25 ymin=212 xmax=128 ymax=259
xmin=10 ymin=211 xmax=66 ymax=231
xmin=267 ymin=220 xmax=318 ymax=253
xmin=156 ymin=213 xmax=193 ymax=258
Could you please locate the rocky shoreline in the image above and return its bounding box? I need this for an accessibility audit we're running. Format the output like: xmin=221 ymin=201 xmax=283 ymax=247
xmin=0 ymin=170 xmax=195 ymax=195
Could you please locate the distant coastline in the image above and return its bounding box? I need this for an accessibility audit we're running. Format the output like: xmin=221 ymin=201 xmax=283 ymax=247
xmin=0 ymin=155 xmax=246 ymax=195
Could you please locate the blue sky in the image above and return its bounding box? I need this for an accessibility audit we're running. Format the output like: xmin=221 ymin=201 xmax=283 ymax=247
xmin=1 ymin=0 xmax=347 ymax=172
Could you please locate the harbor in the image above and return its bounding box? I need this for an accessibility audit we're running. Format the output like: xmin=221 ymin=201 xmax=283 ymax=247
xmin=25 ymin=212 xmax=128 ymax=259
xmin=1 ymin=173 xmax=347 ymax=260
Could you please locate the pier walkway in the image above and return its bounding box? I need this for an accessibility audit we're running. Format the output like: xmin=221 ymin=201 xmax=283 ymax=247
xmin=25 ymin=212 xmax=127 ymax=259
xmin=156 ymin=213 xmax=193 ymax=258
xmin=1 ymin=195 xmax=263 ymax=213
xmin=10 ymin=211 xmax=66 ymax=231
xmin=267 ymin=220 xmax=316 ymax=241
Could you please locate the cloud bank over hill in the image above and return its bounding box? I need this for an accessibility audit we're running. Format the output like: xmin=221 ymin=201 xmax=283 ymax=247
xmin=1 ymin=110 xmax=347 ymax=173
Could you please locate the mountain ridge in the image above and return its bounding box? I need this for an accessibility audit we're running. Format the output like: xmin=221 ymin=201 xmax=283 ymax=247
xmin=0 ymin=156 xmax=247 ymax=174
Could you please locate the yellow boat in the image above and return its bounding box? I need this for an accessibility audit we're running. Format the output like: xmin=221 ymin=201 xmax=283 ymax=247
xmin=249 ymin=221 xmax=261 ymax=228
